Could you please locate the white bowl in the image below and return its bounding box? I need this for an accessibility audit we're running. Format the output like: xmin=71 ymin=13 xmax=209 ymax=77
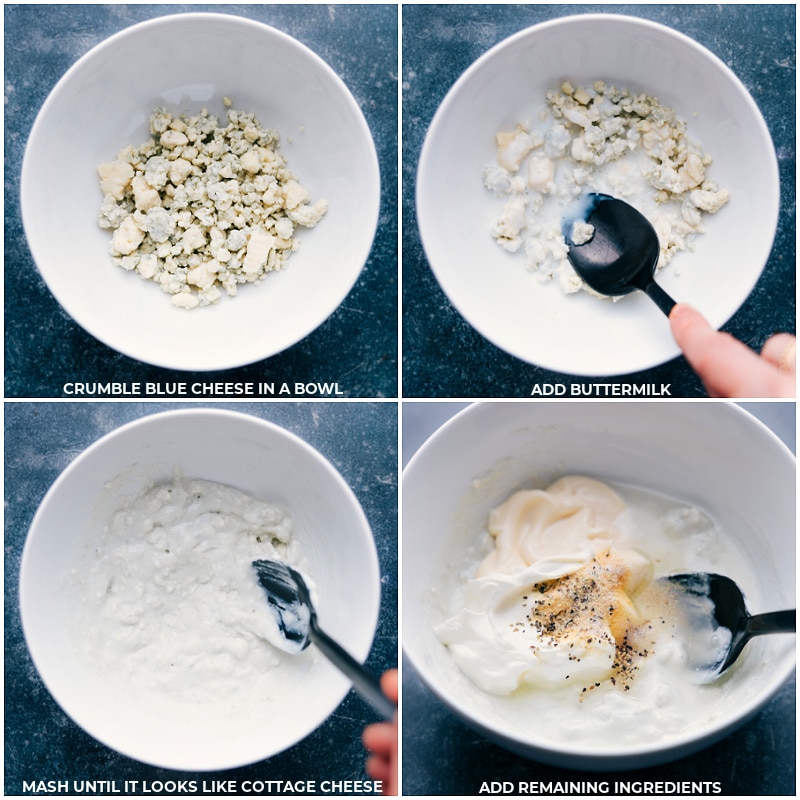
xmin=21 ymin=13 xmax=380 ymax=371
xmin=20 ymin=409 xmax=381 ymax=770
xmin=403 ymin=402 xmax=795 ymax=769
xmin=417 ymin=14 xmax=779 ymax=376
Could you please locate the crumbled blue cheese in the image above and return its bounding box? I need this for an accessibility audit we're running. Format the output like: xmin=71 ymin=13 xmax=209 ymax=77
xmin=97 ymin=104 xmax=327 ymax=309
xmin=484 ymin=81 xmax=730 ymax=295
xmin=570 ymin=219 xmax=595 ymax=246
xmin=98 ymin=161 xmax=134 ymax=201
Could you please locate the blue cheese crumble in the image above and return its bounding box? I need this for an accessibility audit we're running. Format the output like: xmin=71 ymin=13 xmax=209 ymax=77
xmin=98 ymin=102 xmax=327 ymax=309
xmin=484 ymin=81 xmax=730 ymax=296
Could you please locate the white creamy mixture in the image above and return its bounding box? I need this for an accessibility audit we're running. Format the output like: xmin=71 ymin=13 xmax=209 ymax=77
xmin=98 ymin=100 xmax=327 ymax=309
xmin=66 ymin=475 xmax=314 ymax=706
xmin=435 ymin=476 xmax=757 ymax=747
xmin=484 ymin=82 xmax=730 ymax=296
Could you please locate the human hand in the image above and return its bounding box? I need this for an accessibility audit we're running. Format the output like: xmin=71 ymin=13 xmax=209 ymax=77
xmin=362 ymin=669 xmax=398 ymax=796
xmin=669 ymin=303 xmax=795 ymax=398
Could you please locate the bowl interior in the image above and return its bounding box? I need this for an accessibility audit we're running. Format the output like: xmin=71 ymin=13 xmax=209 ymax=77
xmin=403 ymin=402 xmax=795 ymax=768
xmin=20 ymin=409 xmax=380 ymax=770
xmin=21 ymin=13 xmax=380 ymax=370
xmin=417 ymin=14 xmax=779 ymax=375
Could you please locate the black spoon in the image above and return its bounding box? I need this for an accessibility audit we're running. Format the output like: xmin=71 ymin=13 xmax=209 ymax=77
xmin=563 ymin=192 xmax=677 ymax=316
xmin=663 ymin=572 xmax=795 ymax=680
xmin=252 ymin=559 xmax=395 ymax=719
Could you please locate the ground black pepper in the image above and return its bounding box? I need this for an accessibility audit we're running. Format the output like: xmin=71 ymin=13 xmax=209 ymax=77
xmin=509 ymin=549 xmax=656 ymax=698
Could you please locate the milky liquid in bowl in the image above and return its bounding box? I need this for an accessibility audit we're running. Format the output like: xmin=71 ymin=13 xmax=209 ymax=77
xmin=416 ymin=15 xmax=778 ymax=375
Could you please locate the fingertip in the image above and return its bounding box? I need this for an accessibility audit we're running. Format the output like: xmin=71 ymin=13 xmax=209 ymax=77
xmin=761 ymin=334 xmax=796 ymax=373
xmin=362 ymin=722 xmax=380 ymax=749
xmin=669 ymin=303 xmax=717 ymax=357
xmin=363 ymin=720 xmax=396 ymax=751
xmin=668 ymin=302 xmax=706 ymax=331
xmin=381 ymin=669 xmax=399 ymax=702
xmin=364 ymin=753 xmax=389 ymax=783
xmin=668 ymin=301 xmax=690 ymax=319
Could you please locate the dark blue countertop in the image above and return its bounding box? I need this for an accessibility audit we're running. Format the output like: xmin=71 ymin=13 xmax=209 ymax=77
xmin=401 ymin=402 xmax=796 ymax=796
xmin=4 ymin=402 xmax=397 ymax=795
xmin=402 ymin=4 xmax=796 ymax=398
xmin=4 ymin=4 xmax=398 ymax=399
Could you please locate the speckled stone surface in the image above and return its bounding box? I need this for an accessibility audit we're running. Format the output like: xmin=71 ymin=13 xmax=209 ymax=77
xmin=4 ymin=402 xmax=397 ymax=795
xmin=402 ymin=4 xmax=796 ymax=398
xmin=4 ymin=4 xmax=397 ymax=399
xmin=401 ymin=401 xmax=796 ymax=796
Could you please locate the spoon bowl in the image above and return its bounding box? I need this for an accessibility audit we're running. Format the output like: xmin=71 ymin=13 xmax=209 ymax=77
xmin=564 ymin=193 xmax=677 ymax=316
xmin=663 ymin=572 xmax=796 ymax=681
xmin=253 ymin=559 xmax=395 ymax=719
xmin=253 ymin=559 xmax=314 ymax=654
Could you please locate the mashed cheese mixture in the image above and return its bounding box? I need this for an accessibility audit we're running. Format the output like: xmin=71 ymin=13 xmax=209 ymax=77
xmin=66 ymin=475 xmax=313 ymax=705
xmin=484 ymin=81 xmax=729 ymax=296
xmin=435 ymin=476 xmax=756 ymax=746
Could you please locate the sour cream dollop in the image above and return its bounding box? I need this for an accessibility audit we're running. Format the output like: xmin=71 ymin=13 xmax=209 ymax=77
xmin=436 ymin=476 xmax=657 ymax=694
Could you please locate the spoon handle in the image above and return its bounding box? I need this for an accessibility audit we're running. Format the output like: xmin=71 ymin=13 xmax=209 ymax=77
xmin=643 ymin=280 xmax=677 ymax=317
xmin=747 ymin=609 xmax=796 ymax=636
xmin=309 ymin=622 xmax=396 ymax=720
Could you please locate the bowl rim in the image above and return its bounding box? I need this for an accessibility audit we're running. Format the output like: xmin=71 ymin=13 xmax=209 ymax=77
xmin=416 ymin=12 xmax=780 ymax=375
xmin=20 ymin=10 xmax=381 ymax=371
xmin=19 ymin=406 xmax=382 ymax=770
xmin=404 ymin=400 xmax=797 ymax=476
xmin=402 ymin=401 xmax=796 ymax=766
